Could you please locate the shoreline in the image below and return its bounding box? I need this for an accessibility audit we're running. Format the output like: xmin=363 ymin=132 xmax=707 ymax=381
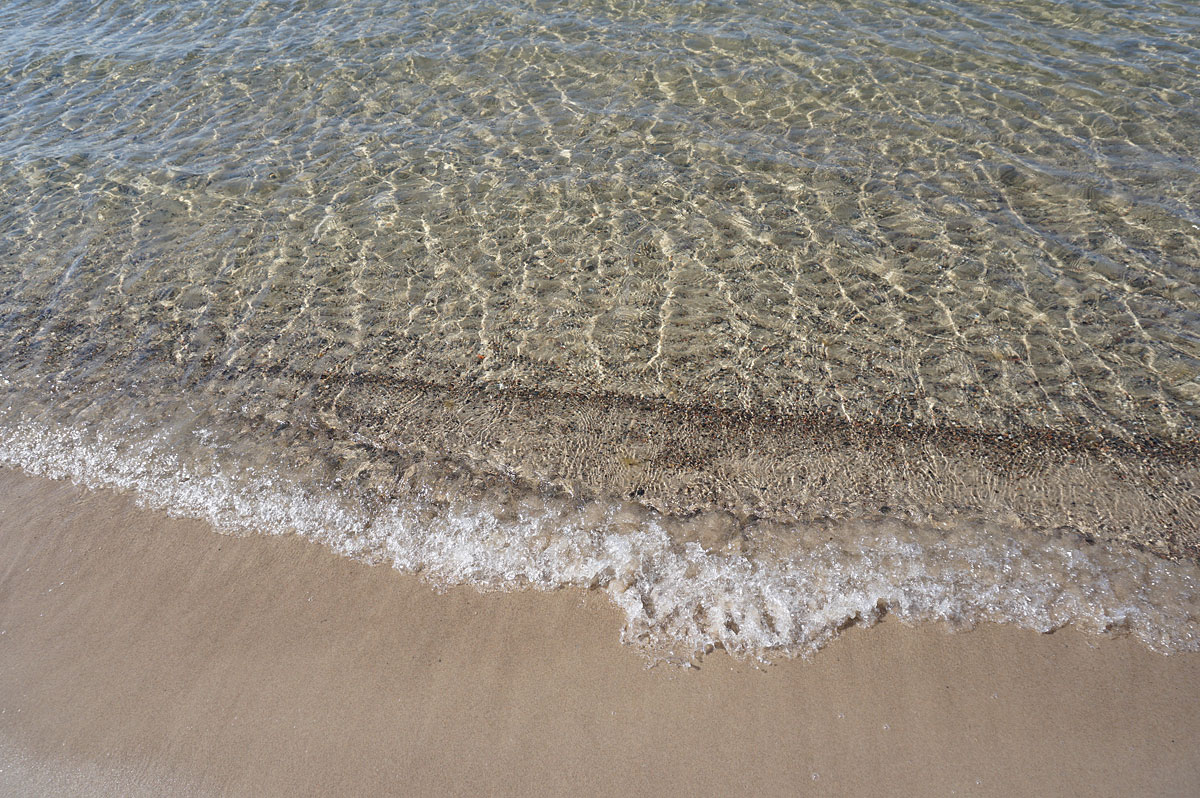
xmin=2 ymin=466 xmax=1199 ymax=796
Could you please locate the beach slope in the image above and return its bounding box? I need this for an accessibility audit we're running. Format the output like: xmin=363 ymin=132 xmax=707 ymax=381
xmin=1 ymin=467 xmax=1198 ymax=797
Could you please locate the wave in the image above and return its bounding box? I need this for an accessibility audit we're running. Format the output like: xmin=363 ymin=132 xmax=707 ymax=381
xmin=2 ymin=412 xmax=1196 ymax=663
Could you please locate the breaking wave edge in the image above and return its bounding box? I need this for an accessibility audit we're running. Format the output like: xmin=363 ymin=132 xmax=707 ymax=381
xmin=1 ymin=416 xmax=1197 ymax=663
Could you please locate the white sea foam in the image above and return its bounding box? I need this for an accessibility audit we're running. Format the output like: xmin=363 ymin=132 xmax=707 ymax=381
xmin=1 ymin=417 xmax=1197 ymax=661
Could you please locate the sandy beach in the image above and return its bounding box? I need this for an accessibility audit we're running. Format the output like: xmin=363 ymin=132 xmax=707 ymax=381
xmin=4 ymin=0 xmax=1200 ymax=795
xmin=1 ymin=466 xmax=1197 ymax=797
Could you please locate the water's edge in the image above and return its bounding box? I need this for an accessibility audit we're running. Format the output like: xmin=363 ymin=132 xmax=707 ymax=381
xmin=2 ymin=411 xmax=1196 ymax=662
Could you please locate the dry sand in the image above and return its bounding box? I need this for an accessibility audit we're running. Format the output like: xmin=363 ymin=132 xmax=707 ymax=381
xmin=1 ymin=466 xmax=1198 ymax=797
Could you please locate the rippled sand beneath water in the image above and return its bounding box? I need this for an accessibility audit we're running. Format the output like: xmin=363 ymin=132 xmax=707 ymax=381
xmin=1 ymin=0 xmax=1198 ymax=656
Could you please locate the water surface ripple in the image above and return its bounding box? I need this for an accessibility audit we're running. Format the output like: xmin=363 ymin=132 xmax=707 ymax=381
xmin=1 ymin=0 xmax=1198 ymax=658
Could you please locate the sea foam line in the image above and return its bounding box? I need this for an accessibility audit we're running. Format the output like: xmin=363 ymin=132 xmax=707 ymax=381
xmin=1 ymin=417 xmax=1197 ymax=661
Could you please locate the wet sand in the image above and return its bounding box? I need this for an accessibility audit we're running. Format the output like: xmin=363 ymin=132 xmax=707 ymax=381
xmin=2 ymin=466 xmax=1199 ymax=797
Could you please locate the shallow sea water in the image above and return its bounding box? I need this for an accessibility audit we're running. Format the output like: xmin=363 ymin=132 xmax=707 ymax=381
xmin=1 ymin=0 xmax=1198 ymax=659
